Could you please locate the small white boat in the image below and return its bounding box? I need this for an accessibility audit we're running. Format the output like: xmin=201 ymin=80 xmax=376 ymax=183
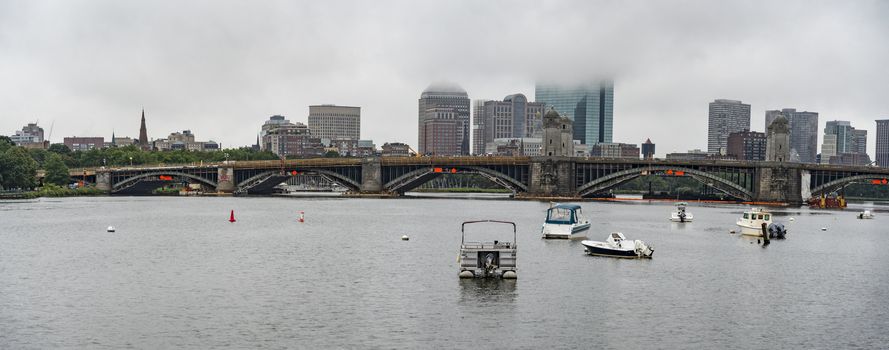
xmin=669 ymin=202 xmax=694 ymax=222
xmin=857 ymin=210 xmax=874 ymax=219
xmin=581 ymin=232 xmax=653 ymax=259
xmin=541 ymin=203 xmax=591 ymax=239
xmin=736 ymin=208 xmax=773 ymax=236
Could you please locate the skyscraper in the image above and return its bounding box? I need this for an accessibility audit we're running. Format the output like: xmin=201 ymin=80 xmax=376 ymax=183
xmin=821 ymin=120 xmax=868 ymax=164
xmin=876 ymin=119 xmax=889 ymax=167
xmin=535 ymin=80 xmax=613 ymax=145
xmin=138 ymin=109 xmax=149 ymax=151
xmin=472 ymin=93 xmax=545 ymax=155
xmin=641 ymin=138 xmax=655 ymax=160
xmin=707 ymin=99 xmax=751 ymax=154
xmin=765 ymin=108 xmax=819 ymax=163
xmin=418 ymin=83 xmax=470 ymax=155
xmin=307 ymin=105 xmax=361 ymax=141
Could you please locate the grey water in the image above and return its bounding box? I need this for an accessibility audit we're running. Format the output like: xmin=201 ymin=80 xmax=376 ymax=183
xmin=2 ymin=196 xmax=888 ymax=349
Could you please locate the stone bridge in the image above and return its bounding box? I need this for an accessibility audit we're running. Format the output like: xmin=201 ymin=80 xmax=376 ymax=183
xmin=75 ymin=156 xmax=889 ymax=204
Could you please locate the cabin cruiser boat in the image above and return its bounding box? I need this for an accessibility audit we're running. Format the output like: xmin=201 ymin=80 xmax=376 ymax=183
xmin=458 ymin=220 xmax=517 ymax=279
xmin=541 ymin=203 xmax=591 ymax=239
xmin=857 ymin=210 xmax=874 ymax=219
xmin=669 ymin=202 xmax=694 ymax=222
xmin=736 ymin=208 xmax=773 ymax=236
xmin=581 ymin=232 xmax=653 ymax=259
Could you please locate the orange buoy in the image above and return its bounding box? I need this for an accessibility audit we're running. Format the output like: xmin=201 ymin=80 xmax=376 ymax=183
xmin=298 ymin=211 xmax=305 ymax=223
xmin=229 ymin=210 xmax=236 ymax=223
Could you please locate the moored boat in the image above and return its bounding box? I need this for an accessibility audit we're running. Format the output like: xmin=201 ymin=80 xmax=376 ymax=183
xmin=669 ymin=202 xmax=694 ymax=222
xmin=736 ymin=208 xmax=773 ymax=236
xmin=541 ymin=203 xmax=591 ymax=239
xmin=581 ymin=232 xmax=653 ymax=259
xmin=458 ymin=220 xmax=517 ymax=279
xmin=857 ymin=210 xmax=874 ymax=219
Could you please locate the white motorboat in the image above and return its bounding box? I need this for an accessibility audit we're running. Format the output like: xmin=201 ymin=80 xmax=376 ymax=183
xmin=581 ymin=232 xmax=653 ymax=259
xmin=458 ymin=220 xmax=517 ymax=279
xmin=857 ymin=210 xmax=874 ymax=219
xmin=736 ymin=208 xmax=773 ymax=236
xmin=541 ymin=203 xmax=591 ymax=239
xmin=669 ymin=202 xmax=694 ymax=222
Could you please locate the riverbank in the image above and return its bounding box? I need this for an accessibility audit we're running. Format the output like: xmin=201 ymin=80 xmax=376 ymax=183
xmin=0 ymin=185 xmax=105 ymax=199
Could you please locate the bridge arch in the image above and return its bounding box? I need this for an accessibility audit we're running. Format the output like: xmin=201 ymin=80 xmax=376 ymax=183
xmin=236 ymin=169 xmax=361 ymax=194
xmin=576 ymin=165 xmax=754 ymax=200
xmin=113 ymin=171 xmax=218 ymax=193
xmin=810 ymin=174 xmax=889 ymax=196
xmin=384 ymin=166 xmax=528 ymax=194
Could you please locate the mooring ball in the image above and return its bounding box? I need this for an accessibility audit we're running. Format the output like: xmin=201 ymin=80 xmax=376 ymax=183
xmin=459 ymin=271 xmax=474 ymax=278
xmin=502 ymin=271 xmax=517 ymax=279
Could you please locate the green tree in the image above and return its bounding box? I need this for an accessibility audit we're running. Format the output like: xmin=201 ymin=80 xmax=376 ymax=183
xmin=48 ymin=143 xmax=71 ymax=155
xmin=0 ymin=146 xmax=38 ymax=189
xmin=44 ymin=153 xmax=70 ymax=186
xmin=0 ymin=136 xmax=12 ymax=153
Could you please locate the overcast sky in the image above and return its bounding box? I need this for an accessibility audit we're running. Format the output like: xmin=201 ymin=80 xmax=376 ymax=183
xmin=1 ymin=0 xmax=887 ymax=156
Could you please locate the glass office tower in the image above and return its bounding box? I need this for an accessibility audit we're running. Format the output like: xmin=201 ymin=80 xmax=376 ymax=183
xmin=535 ymin=80 xmax=613 ymax=145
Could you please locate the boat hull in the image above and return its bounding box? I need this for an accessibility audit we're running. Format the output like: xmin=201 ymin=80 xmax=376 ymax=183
xmin=542 ymin=222 xmax=590 ymax=239
xmin=581 ymin=240 xmax=652 ymax=259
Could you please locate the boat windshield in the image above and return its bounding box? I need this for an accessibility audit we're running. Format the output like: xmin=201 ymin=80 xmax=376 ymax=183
xmin=546 ymin=208 xmax=575 ymax=224
xmin=743 ymin=213 xmax=749 ymax=219
xmin=764 ymin=214 xmax=770 ymax=221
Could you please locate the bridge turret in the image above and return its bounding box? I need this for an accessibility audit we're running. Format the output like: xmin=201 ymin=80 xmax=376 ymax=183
xmin=766 ymin=115 xmax=790 ymax=162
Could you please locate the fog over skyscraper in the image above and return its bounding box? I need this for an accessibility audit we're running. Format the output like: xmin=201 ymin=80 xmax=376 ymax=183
xmin=535 ymin=80 xmax=613 ymax=145
xmin=418 ymin=83 xmax=470 ymax=156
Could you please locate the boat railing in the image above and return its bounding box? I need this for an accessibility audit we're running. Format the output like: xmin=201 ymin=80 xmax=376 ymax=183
xmin=461 ymin=220 xmax=517 ymax=244
xmin=461 ymin=241 xmax=515 ymax=249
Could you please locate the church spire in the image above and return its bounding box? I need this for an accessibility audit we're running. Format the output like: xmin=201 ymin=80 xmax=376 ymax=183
xmin=138 ymin=108 xmax=149 ymax=150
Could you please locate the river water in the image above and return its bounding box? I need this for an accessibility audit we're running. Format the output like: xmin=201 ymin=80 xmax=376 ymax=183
xmin=1 ymin=196 xmax=888 ymax=349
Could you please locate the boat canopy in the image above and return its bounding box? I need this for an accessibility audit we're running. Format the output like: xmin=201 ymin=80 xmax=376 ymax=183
xmin=552 ymin=203 xmax=582 ymax=210
xmin=546 ymin=205 xmax=580 ymax=224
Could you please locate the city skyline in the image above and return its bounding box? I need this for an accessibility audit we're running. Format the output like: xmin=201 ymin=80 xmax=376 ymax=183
xmin=1 ymin=1 xmax=887 ymax=157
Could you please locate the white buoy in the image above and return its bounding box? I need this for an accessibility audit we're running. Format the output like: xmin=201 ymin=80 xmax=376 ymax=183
xmin=789 ymin=217 xmax=795 ymax=222
xmin=107 ymin=226 xmax=115 ymax=232
xmin=502 ymin=271 xmax=517 ymax=279
xmin=459 ymin=271 xmax=474 ymax=278
xmin=401 ymin=235 xmax=409 ymax=241
xmin=821 ymin=227 xmax=827 ymax=231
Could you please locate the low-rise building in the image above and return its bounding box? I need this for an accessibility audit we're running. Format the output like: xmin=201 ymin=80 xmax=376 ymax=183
xmin=262 ymin=121 xmax=324 ymax=158
xmin=381 ymin=142 xmax=412 ymax=157
xmin=726 ymin=130 xmax=766 ymax=161
xmin=10 ymin=123 xmax=46 ymax=148
xmin=484 ymin=138 xmax=542 ymax=156
xmin=64 ymin=137 xmax=105 ymax=151
xmin=590 ymin=142 xmax=640 ymax=159
xmin=154 ymin=130 xmax=220 ymax=152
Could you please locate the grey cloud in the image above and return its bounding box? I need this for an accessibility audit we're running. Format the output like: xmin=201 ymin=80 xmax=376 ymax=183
xmin=1 ymin=0 xmax=887 ymax=155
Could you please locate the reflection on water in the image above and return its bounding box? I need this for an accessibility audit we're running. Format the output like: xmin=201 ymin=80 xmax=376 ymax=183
xmin=458 ymin=278 xmax=517 ymax=304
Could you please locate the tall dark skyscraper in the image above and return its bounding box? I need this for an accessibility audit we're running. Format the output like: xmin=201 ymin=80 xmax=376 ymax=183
xmin=418 ymin=83 xmax=470 ymax=155
xmin=535 ymin=80 xmax=613 ymax=145
xmin=876 ymin=119 xmax=889 ymax=167
xmin=765 ymin=108 xmax=818 ymax=163
xmin=138 ymin=109 xmax=149 ymax=151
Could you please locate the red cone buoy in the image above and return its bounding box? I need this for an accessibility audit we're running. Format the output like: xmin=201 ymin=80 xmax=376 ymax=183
xmin=298 ymin=211 xmax=305 ymax=223
xmin=229 ymin=210 xmax=236 ymax=223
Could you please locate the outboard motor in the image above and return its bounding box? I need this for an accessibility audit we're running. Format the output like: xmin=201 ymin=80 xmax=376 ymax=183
xmin=679 ymin=211 xmax=686 ymax=223
xmin=483 ymin=253 xmax=498 ymax=275
xmin=767 ymin=223 xmax=787 ymax=239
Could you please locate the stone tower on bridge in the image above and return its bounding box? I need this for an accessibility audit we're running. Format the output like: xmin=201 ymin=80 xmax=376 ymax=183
xmin=528 ymin=108 xmax=576 ymax=197
xmin=757 ymin=115 xmax=803 ymax=204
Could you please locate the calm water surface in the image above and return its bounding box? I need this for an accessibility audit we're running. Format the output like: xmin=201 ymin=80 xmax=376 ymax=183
xmin=2 ymin=196 xmax=888 ymax=349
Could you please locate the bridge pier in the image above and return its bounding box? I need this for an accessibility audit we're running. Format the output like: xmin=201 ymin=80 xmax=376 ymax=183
xmin=216 ymin=165 xmax=235 ymax=193
xmin=96 ymin=171 xmax=112 ymax=194
xmin=360 ymin=157 xmax=383 ymax=193
xmin=754 ymin=164 xmax=803 ymax=205
xmin=528 ymin=157 xmax=576 ymax=198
